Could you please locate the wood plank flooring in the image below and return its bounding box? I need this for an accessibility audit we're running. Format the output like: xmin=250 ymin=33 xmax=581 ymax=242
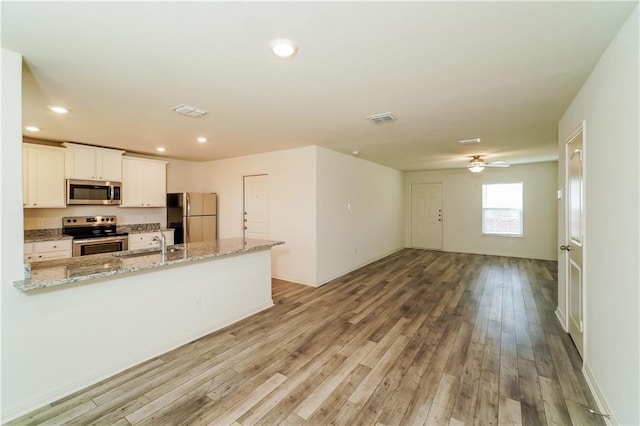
xmin=8 ymin=249 xmax=605 ymax=425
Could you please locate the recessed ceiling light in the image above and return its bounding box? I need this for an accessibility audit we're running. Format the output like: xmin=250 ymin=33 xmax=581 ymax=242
xmin=156 ymin=147 xmax=166 ymax=153
xmin=269 ymin=39 xmax=298 ymax=58
xmin=197 ymin=137 xmax=207 ymax=143
xmin=48 ymin=105 xmax=70 ymax=114
xmin=25 ymin=126 xmax=41 ymax=132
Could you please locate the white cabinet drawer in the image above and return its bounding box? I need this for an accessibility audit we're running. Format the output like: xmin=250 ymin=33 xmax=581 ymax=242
xmin=24 ymin=243 xmax=34 ymax=255
xmin=34 ymin=240 xmax=72 ymax=253
xmin=25 ymin=240 xmax=72 ymax=263
xmin=30 ymin=251 xmax=72 ymax=262
xmin=128 ymin=230 xmax=174 ymax=251
xmin=130 ymin=233 xmax=156 ymax=244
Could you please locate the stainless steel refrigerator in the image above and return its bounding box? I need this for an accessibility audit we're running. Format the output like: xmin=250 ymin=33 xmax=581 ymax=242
xmin=166 ymin=193 xmax=217 ymax=244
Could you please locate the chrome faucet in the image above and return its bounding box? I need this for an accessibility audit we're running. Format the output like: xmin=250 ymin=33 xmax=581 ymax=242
xmin=153 ymin=233 xmax=167 ymax=255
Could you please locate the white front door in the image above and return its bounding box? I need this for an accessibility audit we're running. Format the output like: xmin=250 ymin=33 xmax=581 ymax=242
xmin=565 ymin=125 xmax=585 ymax=358
xmin=411 ymin=183 xmax=443 ymax=250
xmin=243 ymin=174 xmax=270 ymax=239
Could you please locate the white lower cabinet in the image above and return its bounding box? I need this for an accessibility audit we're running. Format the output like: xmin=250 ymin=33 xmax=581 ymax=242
xmin=24 ymin=240 xmax=72 ymax=263
xmin=128 ymin=230 xmax=174 ymax=251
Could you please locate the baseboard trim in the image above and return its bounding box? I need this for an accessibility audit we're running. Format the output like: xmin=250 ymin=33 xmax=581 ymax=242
xmin=316 ymin=247 xmax=405 ymax=287
xmin=555 ymin=307 xmax=568 ymax=332
xmin=583 ymin=363 xmax=617 ymax=425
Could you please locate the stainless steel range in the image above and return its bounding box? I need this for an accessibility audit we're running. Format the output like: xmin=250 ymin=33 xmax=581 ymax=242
xmin=63 ymin=216 xmax=129 ymax=257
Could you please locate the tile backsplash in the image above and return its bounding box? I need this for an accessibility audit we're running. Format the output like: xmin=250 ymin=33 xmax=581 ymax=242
xmin=23 ymin=206 xmax=166 ymax=230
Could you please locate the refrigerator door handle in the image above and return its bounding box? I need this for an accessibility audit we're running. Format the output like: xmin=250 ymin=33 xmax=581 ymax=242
xmin=185 ymin=216 xmax=190 ymax=242
xmin=186 ymin=193 xmax=191 ymax=218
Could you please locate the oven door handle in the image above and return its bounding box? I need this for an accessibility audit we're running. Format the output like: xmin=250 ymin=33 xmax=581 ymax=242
xmin=72 ymin=236 xmax=129 ymax=245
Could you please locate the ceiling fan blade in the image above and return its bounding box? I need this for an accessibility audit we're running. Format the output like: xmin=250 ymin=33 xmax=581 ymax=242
xmin=486 ymin=162 xmax=510 ymax=168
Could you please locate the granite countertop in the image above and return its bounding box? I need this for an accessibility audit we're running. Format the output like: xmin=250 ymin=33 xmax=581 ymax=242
xmin=24 ymin=224 xmax=172 ymax=242
xmin=24 ymin=229 xmax=73 ymax=243
xmin=25 ymin=234 xmax=73 ymax=243
xmin=125 ymin=227 xmax=174 ymax=234
xmin=15 ymin=238 xmax=284 ymax=292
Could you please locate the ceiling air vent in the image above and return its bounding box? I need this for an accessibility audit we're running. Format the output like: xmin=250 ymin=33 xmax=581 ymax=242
xmin=171 ymin=104 xmax=208 ymax=118
xmin=458 ymin=138 xmax=481 ymax=145
xmin=366 ymin=112 xmax=397 ymax=124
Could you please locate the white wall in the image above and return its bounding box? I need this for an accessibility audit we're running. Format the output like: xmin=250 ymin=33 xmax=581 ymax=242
xmin=1 ymin=48 xmax=28 ymax=419
xmin=316 ymin=147 xmax=404 ymax=284
xmin=558 ymin=6 xmax=639 ymax=425
xmin=203 ymin=147 xmax=317 ymax=285
xmin=1 ymin=248 xmax=273 ymax=423
xmin=166 ymin=157 xmax=209 ymax=193
xmin=405 ymin=162 xmax=558 ymax=260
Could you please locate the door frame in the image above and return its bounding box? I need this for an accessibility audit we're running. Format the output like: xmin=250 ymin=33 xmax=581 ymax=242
xmin=242 ymin=173 xmax=269 ymax=239
xmin=562 ymin=121 xmax=587 ymax=361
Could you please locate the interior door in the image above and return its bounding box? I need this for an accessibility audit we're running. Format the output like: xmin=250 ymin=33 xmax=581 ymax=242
xmin=565 ymin=126 xmax=585 ymax=358
xmin=411 ymin=183 xmax=443 ymax=249
xmin=243 ymin=174 xmax=270 ymax=239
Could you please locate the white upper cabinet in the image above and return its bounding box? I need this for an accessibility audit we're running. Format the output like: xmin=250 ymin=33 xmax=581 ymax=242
xmin=121 ymin=157 xmax=167 ymax=207
xmin=63 ymin=142 xmax=124 ymax=181
xmin=23 ymin=143 xmax=66 ymax=208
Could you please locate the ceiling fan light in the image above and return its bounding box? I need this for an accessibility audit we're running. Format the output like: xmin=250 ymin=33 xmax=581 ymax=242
xmin=468 ymin=155 xmax=485 ymax=173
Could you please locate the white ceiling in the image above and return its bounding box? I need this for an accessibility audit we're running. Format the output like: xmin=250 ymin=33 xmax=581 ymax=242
xmin=2 ymin=1 xmax=636 ymax=171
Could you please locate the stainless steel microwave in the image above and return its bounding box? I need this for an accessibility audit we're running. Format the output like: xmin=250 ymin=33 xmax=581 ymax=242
xmin=67 ymin=179 xmax=121 ymax=205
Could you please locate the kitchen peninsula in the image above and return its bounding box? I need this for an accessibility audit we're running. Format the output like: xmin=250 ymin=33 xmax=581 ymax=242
xmin=9 ymin=238 xmax=283 ymax=418
xmin=16 ymin=238 xmax=283 ymax=291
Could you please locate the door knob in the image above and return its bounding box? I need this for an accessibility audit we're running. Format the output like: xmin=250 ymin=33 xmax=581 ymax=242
xmin=560 ymin=245 xmax=571 ymax=251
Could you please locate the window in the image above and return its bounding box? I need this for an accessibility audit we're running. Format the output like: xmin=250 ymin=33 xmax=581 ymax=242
xmin=482 ymin=183 xmax=523 ymax=236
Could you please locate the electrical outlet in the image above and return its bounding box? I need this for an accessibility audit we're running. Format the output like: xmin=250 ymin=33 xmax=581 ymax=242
xmin=195 ymin=296 xmax=202 ymax=310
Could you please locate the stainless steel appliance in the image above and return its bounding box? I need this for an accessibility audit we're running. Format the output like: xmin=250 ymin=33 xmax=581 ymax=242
xmin=67 ymin=179 xmax=122 ymax=205
xmin=63 ymin=215 xmax=128 ymax=256
xmin=166 ymin=193 xmax=217 ymax=244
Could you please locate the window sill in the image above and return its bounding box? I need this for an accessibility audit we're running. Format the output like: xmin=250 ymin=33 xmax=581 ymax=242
xmin=482 ymin=233 xmax=524 ymax=238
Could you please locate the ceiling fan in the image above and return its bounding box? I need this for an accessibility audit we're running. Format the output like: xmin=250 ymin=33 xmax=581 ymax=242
xmin=467 ymin=155 xmax=510 ymax=173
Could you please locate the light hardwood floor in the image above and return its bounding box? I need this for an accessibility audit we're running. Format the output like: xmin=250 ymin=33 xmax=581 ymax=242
xmin=8 ymin=249 xmax=604 ymax=425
